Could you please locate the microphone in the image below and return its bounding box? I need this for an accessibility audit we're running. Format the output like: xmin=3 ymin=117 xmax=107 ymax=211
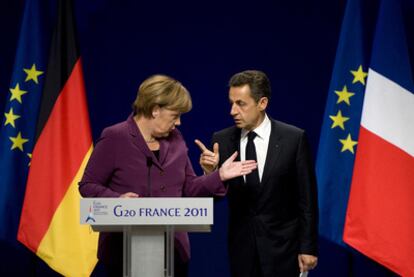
xmin=146 ymin=156 xmax=153 ymax=167
xmin=146 ymin=157 xmax=153 ymax=197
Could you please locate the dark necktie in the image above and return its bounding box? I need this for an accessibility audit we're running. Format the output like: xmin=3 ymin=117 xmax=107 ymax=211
xmin=245 ymin=131 xmax=260 ymax=187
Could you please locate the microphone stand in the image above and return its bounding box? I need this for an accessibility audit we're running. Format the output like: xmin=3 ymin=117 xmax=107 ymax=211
xmin=146 ymin=157 xmax=153 ymax=197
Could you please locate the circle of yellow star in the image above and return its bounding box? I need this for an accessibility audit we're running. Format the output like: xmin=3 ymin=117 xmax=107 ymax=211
xmin=335 ymin=85 xmax=355 ymax=106
xmin=27 ymin=153 xmax=32 ymax=166
xmin=23 ymin=64 xmax=44 ymax=84
xmin=350 ymin=65 xmax=368 ymax=85
xmin=4 ymin=107 xmax=21 ymax=128
xmin=329 ymin=110 xmax=350 ymax=130
xmin=9 ymin=131 xmax=29 ymax=152
xmin=339 ymin=133 xmax=358 ymax=154
xmin=9 ymin=83 xmax=28 ymax=103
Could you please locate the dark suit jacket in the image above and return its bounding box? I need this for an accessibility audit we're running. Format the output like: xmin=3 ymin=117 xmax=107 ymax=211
xmin=79 ymin=115 xmax=226 ymax=265
xmin=212 ymin=118 xmax=318 ymax=277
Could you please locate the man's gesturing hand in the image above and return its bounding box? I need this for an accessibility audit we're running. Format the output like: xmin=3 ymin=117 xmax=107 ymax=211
xmin=218 ymin=151 xmax=257 ymax=181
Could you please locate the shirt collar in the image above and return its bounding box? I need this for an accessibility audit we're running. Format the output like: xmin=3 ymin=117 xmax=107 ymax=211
xmin=241 ymin=113 xmax=271 ymax=140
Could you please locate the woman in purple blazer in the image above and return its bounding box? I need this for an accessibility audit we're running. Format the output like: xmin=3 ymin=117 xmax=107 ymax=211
xmin=79 ymin=75 xmax=257 ymax=277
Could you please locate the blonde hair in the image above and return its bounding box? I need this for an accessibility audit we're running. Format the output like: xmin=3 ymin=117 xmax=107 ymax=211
xmin=133 ymin=75 xmax=192 ymax=118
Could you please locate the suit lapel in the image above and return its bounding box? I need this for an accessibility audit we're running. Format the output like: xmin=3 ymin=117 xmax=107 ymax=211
xmin=229 ymin=128 xmax=241 ymax=161
xmin=228 ymin=127 xmax=244 ymax=186
xmin=260 ymin=119 xmax=282 ymax=190
xmin=158 ymin=138 xmax=170 ymax=165
xmin=127 ymin=116 xmax=163 ymax=169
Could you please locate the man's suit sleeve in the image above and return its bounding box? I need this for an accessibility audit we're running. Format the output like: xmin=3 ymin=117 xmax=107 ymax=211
xmin=182 ymin=155 xmax=226 ymax=197
xmin=296 ymin=131 xmax=319 ymax=255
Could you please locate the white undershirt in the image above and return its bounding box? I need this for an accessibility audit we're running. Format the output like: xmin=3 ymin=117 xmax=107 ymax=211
xmin=240 ymin=114 xmax=271 ymax=181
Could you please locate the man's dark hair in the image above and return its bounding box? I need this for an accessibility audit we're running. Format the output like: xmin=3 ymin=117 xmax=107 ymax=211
xmin=229 ymin=70 xmax=271 ymax=102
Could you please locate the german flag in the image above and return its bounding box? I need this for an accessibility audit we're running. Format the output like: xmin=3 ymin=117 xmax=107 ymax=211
xmin=17 ymin=0 xmax=98 ymax=276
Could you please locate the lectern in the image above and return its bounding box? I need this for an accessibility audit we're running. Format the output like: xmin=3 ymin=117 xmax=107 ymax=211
xmin=80 ymin=198 xmax=213 ymax=277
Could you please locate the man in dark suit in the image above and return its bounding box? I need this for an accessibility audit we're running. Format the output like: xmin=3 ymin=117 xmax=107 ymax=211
xmin=196 ymin=70 xmax=318 ymax=276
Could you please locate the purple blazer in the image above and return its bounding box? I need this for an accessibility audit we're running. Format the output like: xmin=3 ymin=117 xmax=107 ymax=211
xmin=79 ymin=115 xmax=225 ymax=263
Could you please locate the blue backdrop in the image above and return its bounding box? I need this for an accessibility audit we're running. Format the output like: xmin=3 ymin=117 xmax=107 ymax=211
xmin=0 ymin=0 xmax=404 ymax=276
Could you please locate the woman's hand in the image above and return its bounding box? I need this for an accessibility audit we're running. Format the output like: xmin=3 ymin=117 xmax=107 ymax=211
xmin=195 ymin=139 xmax=219 ymax=174
xmin=219 ymin=151 xmax=257 ymax=181
xmin=120 ymin=192 xmax=139 ymax=198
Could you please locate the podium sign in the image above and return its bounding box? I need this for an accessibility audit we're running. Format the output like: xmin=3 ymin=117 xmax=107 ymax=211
xmin=80 ymin=197 xmax=213 ymax=226
xmin=80 ymin=198 xmax=214 ymax=277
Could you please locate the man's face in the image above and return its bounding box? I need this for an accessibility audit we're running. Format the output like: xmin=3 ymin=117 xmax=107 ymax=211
xmin=229 ymin=85 xmax=267 ymax=131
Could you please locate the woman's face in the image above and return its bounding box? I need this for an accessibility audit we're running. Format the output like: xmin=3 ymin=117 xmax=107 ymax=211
xmin=152 ymin=107 xmax=181 ymax=138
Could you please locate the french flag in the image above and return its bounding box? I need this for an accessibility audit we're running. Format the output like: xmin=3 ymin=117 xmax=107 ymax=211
xmin=343 ymin=0 xmax=414 ymax=276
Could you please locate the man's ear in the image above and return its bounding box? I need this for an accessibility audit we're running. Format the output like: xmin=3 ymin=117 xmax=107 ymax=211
xmin=258 ymin=97 xmax=268 ymax=111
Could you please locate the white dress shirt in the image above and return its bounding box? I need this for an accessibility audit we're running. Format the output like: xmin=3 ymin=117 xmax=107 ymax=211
xmin=240 ymin=114 xmax=271 ymax=182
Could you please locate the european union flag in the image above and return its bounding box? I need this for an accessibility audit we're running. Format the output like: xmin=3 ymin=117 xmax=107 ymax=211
xmin=0 ymin=0 xmax=53 ymax=242
xmin=316 ymin=0 xmax=378 ymax=246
